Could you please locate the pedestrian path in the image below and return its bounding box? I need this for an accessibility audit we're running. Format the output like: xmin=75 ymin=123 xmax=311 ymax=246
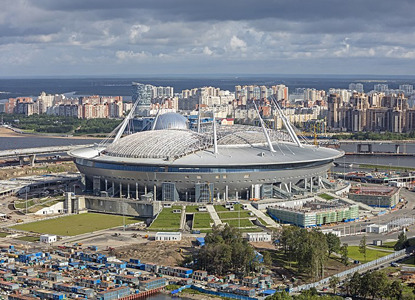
xmin=244 ymin=204 xmax=277 ymax=227
xmin=206 ymin=204 xmax=222 ymax=226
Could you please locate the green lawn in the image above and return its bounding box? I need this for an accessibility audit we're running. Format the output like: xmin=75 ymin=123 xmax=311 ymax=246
xmin=185 ymin=205 xmax=207 ymax=213
xmin=149 ymin=207 xmax=182 ymax=231
xmin=15 ymin=199 xmax=35 ymax=209
xmin=257 ymin=218 xmax=268 ymax=226
xmin=16 ymin=236 xmax=39 ymax=242
xmin=318 ymin=193 xmax=335 ymax=200
xmin=217 ymin=211 xmax=251 ymax=219
xmin=214 ymin=204 xmax=243 ymax=212
xmin=0 ymin=232 xmax=9 ymax=238
xmin=224 ymin=219 xmax=254 ymax=227
xmin=192 ymin=213 xmax=213 ymax=229
xmin=347 ymin=245 xmax=391 ymax=263
xmin=12 ymin=213 xmax=139 ymax=236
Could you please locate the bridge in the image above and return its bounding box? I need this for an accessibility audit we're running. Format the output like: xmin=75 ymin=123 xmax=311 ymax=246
xmin=0 ymin=144 xmax=92 ymax=166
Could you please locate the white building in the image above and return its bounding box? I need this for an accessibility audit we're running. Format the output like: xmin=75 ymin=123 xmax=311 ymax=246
xmin=246 ymin=232 xmax=272 ymax=243
xmin=155 ymin=232 xmax=182 ymax=241
xmin=366 ymin=224 xmax=388 ymax=234
xmin=40 ymin=234 xmax=57 ymax=244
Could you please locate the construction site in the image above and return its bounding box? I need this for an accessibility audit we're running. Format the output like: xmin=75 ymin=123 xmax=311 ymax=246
xmin=348 ymin=186 xmax=400 ymax=208
xmin=267 ymin=198 xmax=359 ymax=228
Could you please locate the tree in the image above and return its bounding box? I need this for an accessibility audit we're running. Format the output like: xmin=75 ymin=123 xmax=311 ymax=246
xmin=262 ymin=251 xmax=272 ymax=267
xmin=329 ymin=276 xmax=340 ymax=294
xmin=394 ymin=231 xmax=408 ymax=251
xmin=196 ymin=225 xmax=257 ymax=275
xmin=367 ymin=270 xmax=389 ymax=299
xmin=266 ymin=291 xmax=292 ymax=300
xmin=340 ymin=243 xmax=349 ymax=266
xmin=359 ymin=235 xmax=367 ymax=262
xmin=325 ymin=233 xmax=341 ymax=258
xmin=388 ymin=280 xmax=403 ymax=300
xmin=347 ymin=272 xmax=361 ymax=297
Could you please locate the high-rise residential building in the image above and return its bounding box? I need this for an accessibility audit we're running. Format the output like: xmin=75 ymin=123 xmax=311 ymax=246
xmin=37 ymin=92 xmax=55 ymax=113
xmin=399 ymin=84 xmax=413 ymax=95
xmin=374 ymin=84 xmax=388 ymax=93
xmin=327 ymin=92 xmax=415 ymax=133
xmin=132 ymin=82 xmax=153 ymax=116
xmin=349 ymin=83 xmax=364 ymax=93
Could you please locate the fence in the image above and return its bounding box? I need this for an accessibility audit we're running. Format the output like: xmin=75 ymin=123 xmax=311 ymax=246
xmin=291 ymin=248 xmax=407 ymax=293
xmin=191 ymin=285 xmax=257 ymax=300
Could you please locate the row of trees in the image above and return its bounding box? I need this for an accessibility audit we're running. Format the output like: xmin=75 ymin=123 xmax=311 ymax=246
xmin=195 ymin=225 xmax=259 ymax=275
xmin=279 ymin=227 xmax=348 ymax=279
xmin=267 ymin=290 xmax=342 ymax=300
xmin=333 ymin=131 xmax=415 ymax=140
xmin=1 ymin=113 xmax=122 ymax=134
xmin=342 ymin=270 xmax=405 ymax=299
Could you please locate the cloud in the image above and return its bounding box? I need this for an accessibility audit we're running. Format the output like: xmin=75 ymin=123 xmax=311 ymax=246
xmin=203 ymin=46 xmax=213 ymax=56
xmin=129 ymin=24 xmax=150 ymax=43
xmin=115 ymin=50 xmax=149 ymax=61
xmin=229 ymin=36 xmax=247 ymax=52
xmin=1 ymin=0 xmax=415 ymax=76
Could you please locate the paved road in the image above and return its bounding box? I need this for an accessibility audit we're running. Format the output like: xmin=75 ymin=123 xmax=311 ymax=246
xmin=338 ymin=188 xmax=415 ymax=245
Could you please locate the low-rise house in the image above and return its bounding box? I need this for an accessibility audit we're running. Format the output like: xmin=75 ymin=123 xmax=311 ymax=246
xmin=192 ymin=270 xmax=208 ymax=281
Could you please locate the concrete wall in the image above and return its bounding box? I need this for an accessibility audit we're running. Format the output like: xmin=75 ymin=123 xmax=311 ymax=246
xmin=85 ymin=197 xmax=161 ymax=217
xmin=35 ymin=202 xmax=64 ymax=215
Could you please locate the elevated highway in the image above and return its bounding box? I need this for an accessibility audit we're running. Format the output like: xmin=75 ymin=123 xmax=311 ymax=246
xmin=0 ymin=144 xmax=92 ymax=166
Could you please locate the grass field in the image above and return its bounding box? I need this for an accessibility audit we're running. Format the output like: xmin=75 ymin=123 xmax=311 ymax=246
xmin=192 ymin=213 xmax=213 ymax=229
xmin=148 ymin=207 xmax=182 ymax=231
xmin=185 ymin=205 xmax=203 ymax=213
xmin=214 ymin=204 xmax=243 ymax=212
xmin=0 ymin=232 xmax=8 ymax=238
xmin=16 ymin=236 xmax=39 ymax=242
xmin=15 ymin=199 xmax=35 ymax=209
xmin=217 ymin=211 xmax=251 ymax=219
xmin=347 ymin=245 xmax=391 ymax=263
xmin=318 ymin=193 xmax=335 ymax=200
xmin=12 ymin=213 xmax=139 ymax=236
xmin=224 ymin=219 xmax=254 ymax=227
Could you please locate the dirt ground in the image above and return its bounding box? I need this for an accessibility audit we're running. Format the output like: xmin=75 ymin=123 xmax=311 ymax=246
xmin=0 ymin=162 xmax=77 ymax=180
xmin=112 ymin=237 xmax=195 ymax=266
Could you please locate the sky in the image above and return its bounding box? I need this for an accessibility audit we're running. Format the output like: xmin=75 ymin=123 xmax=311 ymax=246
xmin=1 ymin=0 xmax=415 ymax=77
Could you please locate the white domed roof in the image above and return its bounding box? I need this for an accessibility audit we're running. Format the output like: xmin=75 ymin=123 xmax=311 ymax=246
xmin=153 ymin=113 xmax=188 ymax=130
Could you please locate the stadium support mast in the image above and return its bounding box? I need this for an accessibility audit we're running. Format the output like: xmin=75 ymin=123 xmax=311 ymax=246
xmin=270 ymin=96 xmax=303 ymax=148
xmin=151 ymin=107 xmax=161 ymax=131
xmin=253 ymin=100 xmax=275 ymax=153
xmin=212 ymin=107 xmax=218 ymax=155
xmin=197 ymin=96 xmax=201 ymax=133
xmin=113 ymin=93 xmax=140 ymax=144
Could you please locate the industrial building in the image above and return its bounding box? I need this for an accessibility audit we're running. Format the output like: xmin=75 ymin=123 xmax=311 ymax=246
xmin=366 ymin=224 xmax=388 ymax=234
xmin=39 ymin=234 xmax=57 ymax=244
xmin=348 ymin=186 xmax=400 ymax=208
xmin=70 ymin=83 xmax=343 ymax=204
xmin=267 ymin=198 xmax=359 ymax=227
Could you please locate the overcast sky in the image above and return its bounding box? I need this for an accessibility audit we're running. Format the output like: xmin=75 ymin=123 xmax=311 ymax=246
xmin=1 ymin=0 xmax=415 ymax=77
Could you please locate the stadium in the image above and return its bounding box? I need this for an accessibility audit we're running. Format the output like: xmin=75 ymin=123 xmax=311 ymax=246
xmin=69 ymin=84 xmax=344 ymax=202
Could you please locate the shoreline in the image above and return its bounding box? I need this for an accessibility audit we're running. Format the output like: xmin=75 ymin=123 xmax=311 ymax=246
xmin=0 ymin=126 xmax=103 ymax=139
xmin=161 ymin=289 xmax=221 ymax=300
